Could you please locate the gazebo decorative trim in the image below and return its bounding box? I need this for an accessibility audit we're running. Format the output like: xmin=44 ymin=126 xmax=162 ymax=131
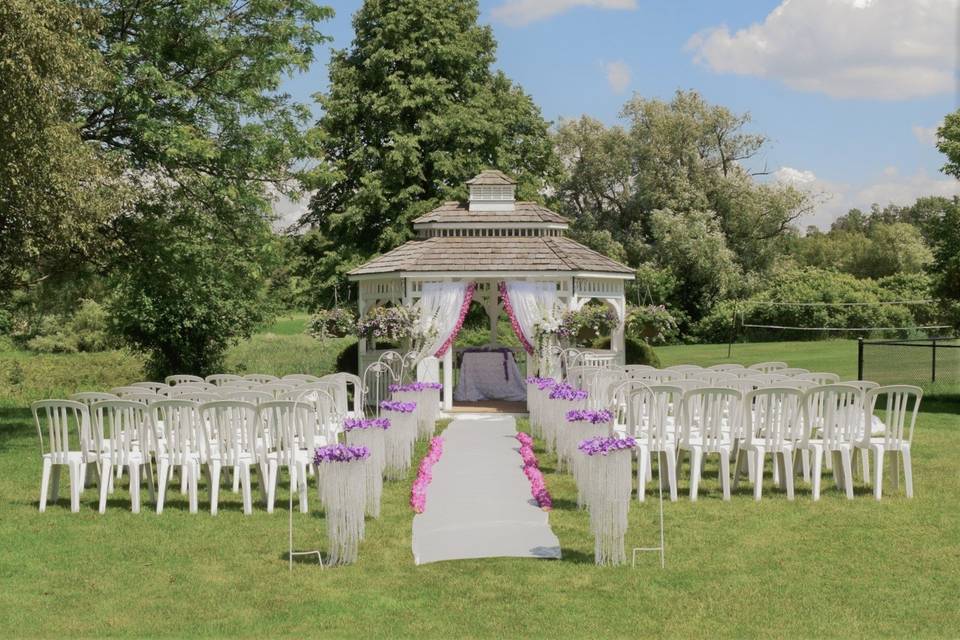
xmin=348 ymin=170 xmax=635 ymax=410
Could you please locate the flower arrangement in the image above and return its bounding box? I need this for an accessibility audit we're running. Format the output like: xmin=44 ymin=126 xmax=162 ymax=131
xmin=313 ymin=443 xmax=371 ymax=463
xmin=558 ymin=304 xmax=619 ymax=345
xmin=342 ymin=417 xmax=391 ymax=432
xmin=548 ymin=383 xmax=588 ymax=401
xmin=566 ymin=409 xmax=614 ymax=424
xmin=308 ymin=308 xmax=356 ymax=340
xmin=516 ymin=432 xmax=552 ymax=511
xmin=388 ymin=382 xmax=443 ymax=393
xmin=626 ymin=304 xmax=678 ymax=345
xmin=380 ymin=400 xmax=417 ymax=413
xmin=356 ymin=306 xmax=418 ymax=342
xmin=577 ymin=436 xmax=638 ymax=456
xmin=410 ymin=436 xmax=444 ymax=513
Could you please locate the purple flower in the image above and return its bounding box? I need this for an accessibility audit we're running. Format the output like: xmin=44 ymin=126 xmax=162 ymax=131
xmin=548 ymin=383 xmax=588 ymax=401
xmin=342 ymin=417 xmax=391 ymax=431
xmin=565 ymin=409 xmax=614 ymax=424
xmin=577 ymin=436 xmax=638 ymax=456
xmin=388 ymin=382 xmax=443 ymax=393
xmin=380 ymin=400 xmax=417 ymax=413
xmin=314 ymin=443 xmax=371 ymax=463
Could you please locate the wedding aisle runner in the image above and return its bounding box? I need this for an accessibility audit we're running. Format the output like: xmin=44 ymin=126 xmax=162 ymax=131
xmin=412 ymin=415 xmax=562 ymax=564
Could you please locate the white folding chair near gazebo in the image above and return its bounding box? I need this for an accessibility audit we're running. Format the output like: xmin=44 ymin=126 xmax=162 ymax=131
xmin=348 ymin=170 xmax=635 ymax=412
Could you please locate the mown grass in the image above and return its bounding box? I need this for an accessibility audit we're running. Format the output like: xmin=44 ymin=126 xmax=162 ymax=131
xmin=0 ymin=338 xmax=958 ymax=638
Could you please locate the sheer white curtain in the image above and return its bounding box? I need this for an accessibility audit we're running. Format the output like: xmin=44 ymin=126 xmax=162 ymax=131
xmin=503 ymin=281 xmax=561 ymax=349
xmin=414 ymin=282 xmax=470 ymax=358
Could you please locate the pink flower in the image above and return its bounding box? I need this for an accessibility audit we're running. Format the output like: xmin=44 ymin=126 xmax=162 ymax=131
xmin=410 ymin=437 xmax=444 ymax=513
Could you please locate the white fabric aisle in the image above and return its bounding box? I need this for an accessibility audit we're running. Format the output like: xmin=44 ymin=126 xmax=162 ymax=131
xmin=412 ymin=415 xmax=562 ymax=564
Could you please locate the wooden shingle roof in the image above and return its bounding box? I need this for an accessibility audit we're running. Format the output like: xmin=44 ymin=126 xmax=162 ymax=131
xmin=465 ymin=170 xmax=516 ymax=185
xmin=348 ymin=236 xmax=633 ymax=276
xmin=412 ymin=201 xmax=569 ymax=225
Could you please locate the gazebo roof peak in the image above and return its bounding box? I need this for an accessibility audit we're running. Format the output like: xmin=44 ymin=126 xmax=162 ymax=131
xmin=465 ymin=169 xmax=517 ymax=186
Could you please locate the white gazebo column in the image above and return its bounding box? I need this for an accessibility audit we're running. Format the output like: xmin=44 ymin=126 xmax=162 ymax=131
xmin=611 ymin=296 xmax=626 ymax=366
xmin=443 ymin=347 xmax=453 ymax=410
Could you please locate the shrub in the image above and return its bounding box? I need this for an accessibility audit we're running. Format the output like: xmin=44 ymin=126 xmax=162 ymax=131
xmin=592 ymin=336 xmax=661 ymax=368
xmin=336 ymin=340 xmax=359 ymax=375
xmin=22 ymin=299 xmax=117 ymax=354
xmin=625 ymin=305 xmax=679 ymax=345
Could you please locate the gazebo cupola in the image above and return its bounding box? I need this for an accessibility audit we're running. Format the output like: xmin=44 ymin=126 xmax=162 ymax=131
xmin=467 ymin=169 xmax=516 ymax=211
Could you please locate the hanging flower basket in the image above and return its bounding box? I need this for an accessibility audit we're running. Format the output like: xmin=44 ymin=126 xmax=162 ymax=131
xmin=626 ymin=305 xmax=678 ymax=345
xmin=308 ymin=308 xmax=356 ymax=340
xmin=558 ymin=305 xmax=620 ymax=347
xmin=356 ymin=306 xmax=418 ymax=342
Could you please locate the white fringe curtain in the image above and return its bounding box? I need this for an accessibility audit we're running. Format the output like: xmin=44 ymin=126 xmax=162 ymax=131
xmin=581 ymin=449 xmax=633 ymax=566
xmin=555 ymin=398 xmax=588 ymax=473
xmin=393 ymin=389 xmax=439 ymax=439
xmin=345 ymin=430 xmax=385 ymax=518
xmin=414 ymin=282 xmax=472 ymax=358
xmin=383 ymin=410 xmax=418 ymax=480
xmin=317 ymin=461 xmax=367 ymax=565
xmin=569 ymin=423 xmax=611 ymax=509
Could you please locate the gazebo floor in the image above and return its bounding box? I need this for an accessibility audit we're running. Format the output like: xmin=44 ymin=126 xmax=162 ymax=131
xmin=448 ymin=400 xmax=528 ymax=415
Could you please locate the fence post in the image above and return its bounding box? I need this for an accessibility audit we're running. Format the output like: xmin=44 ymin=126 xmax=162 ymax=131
xmin=727 ymin=304 xmax=737 ymax=359
xmin=932 ymin=338 xmax=937 ymax=383
xmin=857 ymin=337 xmax=864 ymax=381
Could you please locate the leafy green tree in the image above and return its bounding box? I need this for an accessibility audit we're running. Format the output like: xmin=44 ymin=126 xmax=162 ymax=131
xmin=303 ymin=0 xmax=558 ymax=304
xmin=73 ymin=0 xmax=331 ymax=374
xmin=937 ymin=110 xmax=960 ymax=179
xmin=924 ymin=197 xmax=960 ymax=324
xmin=0 ymin=0 xmax=123 ymax=294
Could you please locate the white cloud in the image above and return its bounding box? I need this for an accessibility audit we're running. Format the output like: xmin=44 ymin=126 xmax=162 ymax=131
xmin=687 ymin=0 xmax=959 ymax=100
xmin=776 ymin=165 xmax=960 ymax=229
xmin=912 ymin=122 xmax=943 ymax=146
xmin=604 ymin=60 xmax=631 ymax=94
xmin=491 ymin=0 xmax=636 ymax=27
xmin=270 ymin=191 xmax=312 ymax=232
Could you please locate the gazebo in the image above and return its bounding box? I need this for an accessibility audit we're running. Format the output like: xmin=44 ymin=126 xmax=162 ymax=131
xmin=348 ymin=170 xmax=634 ymax=410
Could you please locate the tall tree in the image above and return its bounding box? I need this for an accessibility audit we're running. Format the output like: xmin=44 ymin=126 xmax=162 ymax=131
xmin=0 ymin=0 xmax=123 ymax=294
xmin=303 ymin=0 xmax=558 ymax=304
xmin=75 ymin=0 xmax=332 ymax=375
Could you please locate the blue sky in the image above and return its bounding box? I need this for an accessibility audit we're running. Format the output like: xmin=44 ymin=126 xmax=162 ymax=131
xmin=280 ymin=0 xmax=959 ymax=228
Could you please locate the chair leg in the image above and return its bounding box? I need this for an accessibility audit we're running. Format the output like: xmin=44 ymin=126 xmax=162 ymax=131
xmin=753 ymin=450 xmax=765 ymax=501
xmin=663 ymin=451 xmax=678 ymax=502
xmin=902 ymin=448 xmax=913 ymax=498
xmin=782 ymin=452 xmax=794 ymax=501
xmin=732 ymin=450 xmax=743 ymax=490
xmin=637 ymin=450 xmax=649 ymax=502
xmin=266 ymin=461 xmax=278 ymax=514
xmin=840 ymin=449 xmax=854 ymax=499
xmin=210 ymin=462 xmax=222 ymax=516
xmin=811 ymin=449 xmax=823 ymax=501
xmin=99 ymin=462 xmax=113 ymax=513
xmin=129 ymin=464 xmax=141 ymax=513
xmin=859 ymin=448 xmax=870 ymax=484
xmin=873 ymin=448 xmax=884 ymax=500
xmin=241 ymin=463 xmax=253 ymax=515
xmin=50 ymin=465 xmax=61 ymax=505
xmin=232 ymin=465 xmax=241 ymax=493
xmin=68 ymin=462 xmax=81 ymax=513
xmin=156 ymin=460 xmax=169 ymax=514
xmin=800 ymin=450 xmax=810 ymax=483
xmin=298 ymin=463 xmax=308 ymax=513
xmin=719 ymin=451 xmax=731 ymax=501
xmin=39 ymin=458 xmax=52 ymax=513
xmin=188 ymin=462 xmax=199 ymax=514
xmin=689 ymin=448 xmax=703 ymax=501
xmin=145 ymin=460 xmax=156 ymax=503
xmin=257 ymin=462 xmax=269 ymax=505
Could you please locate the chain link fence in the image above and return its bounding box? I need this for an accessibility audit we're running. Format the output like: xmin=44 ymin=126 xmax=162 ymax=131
xmin=859 ymin=337 xmax=960 ymax=387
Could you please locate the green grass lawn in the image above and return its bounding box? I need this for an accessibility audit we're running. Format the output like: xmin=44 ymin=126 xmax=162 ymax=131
xmin=1 ymin=339 xmax=958 ymax=638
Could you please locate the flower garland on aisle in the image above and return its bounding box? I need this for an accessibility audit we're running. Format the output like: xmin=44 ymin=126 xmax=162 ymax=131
xmin=434 ymin=282 xmax=476 ymax=358
xmin=498 ymin=281 xmax=535 ymax=355
xmin=565 ymin=410 xmax=615 ymax=509
xmin=516 ymin=432 xmax=552 ymax=510
xmin=390 ymin=382 xmax=443 ymax=439
xmin=577 ymin=436 xmax=637 ymax=566
xmin=410 ymin=436 xmax=444 ymax=513
xmin=314 ymin=444 xmax=370 ymax=566
xmin=380 ymin=400 xmax=418 ymax=480
xmin=343 ymin=418 xmax=390 ymax=518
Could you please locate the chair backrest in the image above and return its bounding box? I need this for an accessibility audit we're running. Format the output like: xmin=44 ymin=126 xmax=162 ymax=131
xmin=647 ymin=369 xmax=681 ymax=383
xmin=222 ymin=390 xmax=274 ymax=405
xmin=31 ymin=400 xmax=89 ymax=462
xmin=122 ymin=391 xmax=161 ymax=405
xmin=362 ymin=361 xmax=398 ymax=413
xmin=378 ymin=351 xmax=404 ymax=378
xmin=168 ymin=389 xmax=221 ymax=403
xmin=257 ymin=401 xmax=318 ymax=463
xmin=261 ymin=382 xmax=298 ymax=398
xmin=220 ymin=379 xmax=258 ymax=390
xmin=562 ymin=348 xmax=584 ymax=370
xmin=865 ymin=385 xmax=922 ymax=449
xmin=588 ymin=368 xmax=627 ymax=410
xmin=748 ymin=361 xmax=788 ymax=373
xmin=110 ymin=386 xmax=158 ymax=398
xmin=205 ymin=374 xmax=244 ymax=386
xmin=165 ymin=374 xmax=205 ymax=386
xmin=707 ymin=364 xmax=744 ymax=372
xmin=198 ymin=401 xmax=259 ymax=464
xmin=150 ymin=400 xmax=203 ymax=462
xmin=778 ymin=367 xmax=810 ymax=377
xmin=744 ymin=387 xmax=805 ymax=449
xmin=679 ymin=387 xmax=741 ymax=450
xmin=580 ymin=351 xmax=616 ymax=369
xmin=775 ymin=379 xmax=817 ymax=391
xmin=627 ymin=385 xmax=683 ymax=445
xmin=688 ymin=370 xmax=738 ymax=385
xmin=795 ymin=372 xmax=840 ymax=385
xmin=243 ymin=373 xmax=279 ymax=384
xmin=841 ymin=380 xmax=880 ymax=393
xmin=68 ymin=391 xmax=118 ymax=406
xmin=743 ymin=373 xmax=789 ymax=386
xmin=283 ymin=386 xmax=339 ymax=442
xmin=282 ymin=373 xmax=322 ymax=384
xmin=622 ymin=365 xmax=657 ymax=379
xmin=665 ymin=364 xmax=703 ymax=374
xmin=91 ymin=400 xmax=153 ymax=464
xmin=322 ymin=373 xmax=364 ymax=415
xmin=802 ymin=384 xmax=863 ymax=449
xmin=565 ymin=365 xmax=600 ymax=390
xmin=129 ymin=381 xmax=169 ymax=392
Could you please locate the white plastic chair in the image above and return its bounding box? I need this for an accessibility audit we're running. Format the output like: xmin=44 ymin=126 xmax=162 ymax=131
xmin=665 ymin=365 xmax=703 ymax=378
xmin=688 ymin=370 xmax=738 ymax=385
xmin=258 ymin=401 xmax=317 ymax=513
xmin=778 ymin=367 xmax=810 ymax=377
xmin=165 ymin=374 xmax=205 ymax=386
xmin=795 ymin=372 xmax=840 ymax=385
xmin=734 ymin=387 xmax=805 ymax=500
xmin=223 ymin=390 xmax=273 ymax=406
xmin=199 ymin=400 xmax=265 ymax=515
xmin=857 ymin=385 xmax=921 ymax=499
xmin=32 ymin=400 xmax=93 ymax=512
xmin=129 ymin=381 xmax=170 ymax=393
xmin=169 ymin=389 xmax=221 ymax=403
xmin=92 ymin=400 xmax=156 ymax=513
xmin=629 ymin=386 xmax=681 ymax=502
xmin=678 ymin=388 xmax=741 ymax=501
xmin=110 ymin=386 xmax=158 ymax=398
xmin=122 ymin=391 xmax=160 ymax=405
xmin=244 ymin=373 xmax=279 ymax=384
xmin=748 ymin=361 xmax=788 ymax=373
xmin=799 ymin=385 xmax=863 ymax=500
xmin=283 ymin=373 xmax=322 ymax=384
xmin=150 ymin=400 xmax=203 ymax=514
xmin=205 ymin=374 xmax=244 ymax=386
xmin=261 ymin=382 xmax=299 ymax=398
xmin=707 ymin=364 xmax=744 ymax=372
xmin=69 ymin=392 xmax=118 ymax=406
xmin=322 ymin=373 xmax=365 ymax=419
xmin=220 ymin=379 xmax=258 ymax=390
